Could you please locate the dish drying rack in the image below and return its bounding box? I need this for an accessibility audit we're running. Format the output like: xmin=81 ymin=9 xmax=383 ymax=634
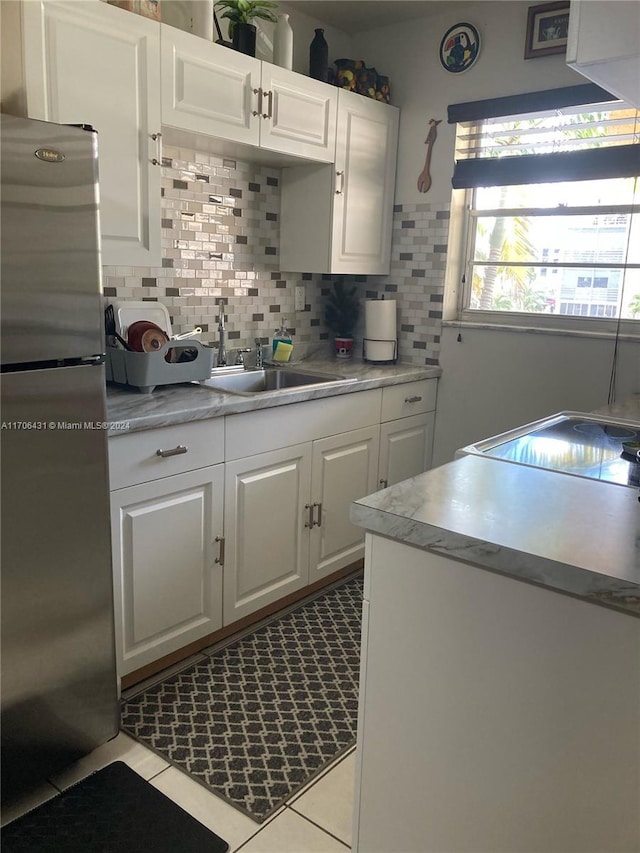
xmin=105 ymin=300 xmax=213 ymax=393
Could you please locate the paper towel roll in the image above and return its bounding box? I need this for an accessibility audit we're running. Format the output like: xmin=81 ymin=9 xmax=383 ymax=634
xmin=364 ymin=300 xmax=397 ymax=362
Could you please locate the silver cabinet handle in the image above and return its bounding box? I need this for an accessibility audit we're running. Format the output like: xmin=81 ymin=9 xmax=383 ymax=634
xmin=304 ymin=503 xmax=314 ymax=528
xmin=313 ymin=502 xmax=322 ymax=528
xmin=379 ymin=479 xmax=388 ymax=489
xmin=156 ymin=445 xmax=188 ymax=458
xmin=335 ymin=170 xmax=345 ymax=195
xmin=214 ymin=535 xmax=225 ymax=566
xmin=263 ymin=89 xmax=273 ymax=119
xmin=252 ymin=87 xmax=263 ymax=117
xmin=151 ymin=132 xmax=162 ymax=166
xmin=404 ymin=395 xmax=422 ymax=403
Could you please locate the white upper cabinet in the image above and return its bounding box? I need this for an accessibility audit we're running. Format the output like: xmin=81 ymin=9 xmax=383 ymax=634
xmin=566 ymin=0 xmax=640 ymax=107
xmin=22 ymin=0 xmax=162 ymax=266
xmin=161 ymin=27 xmax=337 ymax=162
xmin=331 ymin=90 xmax=400 ymax=274
xmin=161 ymin=27 xmax=261 ymax=147
xmin=279 ymin=90 xmax=399 ymax=275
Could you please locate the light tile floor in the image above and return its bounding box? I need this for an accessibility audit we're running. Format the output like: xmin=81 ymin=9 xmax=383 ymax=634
xmin=1 ymin=731 xmax=355 ymax=852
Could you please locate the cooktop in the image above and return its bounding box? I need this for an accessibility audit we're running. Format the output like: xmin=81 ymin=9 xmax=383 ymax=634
xmin=458 ymin=413 xmax=640 ymax=488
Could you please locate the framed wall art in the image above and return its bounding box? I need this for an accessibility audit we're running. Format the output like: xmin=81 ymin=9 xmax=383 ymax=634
xmin=524 ymin=2 xmax=570 ymax=59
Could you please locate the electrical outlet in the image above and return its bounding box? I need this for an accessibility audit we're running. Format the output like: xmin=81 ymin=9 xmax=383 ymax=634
xmin=295 ymin=285 xmax=306 ymax=312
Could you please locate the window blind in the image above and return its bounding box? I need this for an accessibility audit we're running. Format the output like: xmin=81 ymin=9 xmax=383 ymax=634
xmin=450 ymin=87 xmax=640 ymax=189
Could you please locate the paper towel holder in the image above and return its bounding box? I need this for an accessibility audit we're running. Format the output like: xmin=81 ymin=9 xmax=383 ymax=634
xmin=363 ymin=337 xmax=398 ymax=364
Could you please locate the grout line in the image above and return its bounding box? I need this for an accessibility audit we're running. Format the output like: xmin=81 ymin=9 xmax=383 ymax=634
xmin=284 ymin=805 xmax=351 ymax=849
xmin=286 ymin=744 xmax=356 ymax=805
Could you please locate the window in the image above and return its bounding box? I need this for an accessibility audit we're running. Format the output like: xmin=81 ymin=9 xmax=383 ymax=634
xmin=448 ymin=86 xmax=640 ymax=331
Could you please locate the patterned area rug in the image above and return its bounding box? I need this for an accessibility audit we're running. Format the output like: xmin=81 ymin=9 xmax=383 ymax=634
xmin=121 ymin=574 xmax=363 ymax=822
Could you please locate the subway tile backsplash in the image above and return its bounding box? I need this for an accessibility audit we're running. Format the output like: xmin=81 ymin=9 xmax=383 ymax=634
xmin=103 ymin=145 xmax=448 ymax=365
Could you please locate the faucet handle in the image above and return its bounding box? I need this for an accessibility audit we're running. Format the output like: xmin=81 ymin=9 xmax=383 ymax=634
xmin=234 ymin=348 xmax=252 ymax=366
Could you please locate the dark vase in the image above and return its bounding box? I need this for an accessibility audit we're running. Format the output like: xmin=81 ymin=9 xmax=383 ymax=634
xmin=309 ymin=28 xmax=328 ymax=81
xmin=233 ymin=22 xmax=257 ymax=57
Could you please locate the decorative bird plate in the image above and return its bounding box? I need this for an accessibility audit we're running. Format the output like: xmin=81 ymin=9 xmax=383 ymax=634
xmin=439 ymin=22 xmax=480 ymax=73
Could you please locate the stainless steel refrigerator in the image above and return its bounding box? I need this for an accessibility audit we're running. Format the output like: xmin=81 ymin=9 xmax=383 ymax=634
xmin=1 ymin=114 xmax=119 ymax=799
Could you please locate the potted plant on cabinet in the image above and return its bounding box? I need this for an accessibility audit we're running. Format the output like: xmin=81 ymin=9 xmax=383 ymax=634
xmin=324 ymin=281 xmax=361 ymax=359
xmin=215 ymin=0 xmax=278 ymax=56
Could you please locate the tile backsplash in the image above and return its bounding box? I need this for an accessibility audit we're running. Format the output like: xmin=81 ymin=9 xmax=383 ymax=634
xmin=102 ymin=144 xmax=448 ymax=365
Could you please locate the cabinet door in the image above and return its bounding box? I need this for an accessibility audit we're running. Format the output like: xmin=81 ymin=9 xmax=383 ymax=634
xmin=331 ymin=91 xmax=399 ymax=274
xmin=224 ymin=443 xmax=312 ymax=624
xmin=566 ymin=1 xmax=640 ymax=106
xmin=378 ymin=413 xmax=434 ymax=490
xmin=22 ymin=0 xmax=161 ymax=266
xmin=309 ymin=425 xmax=380 ymax=581
xmin=111 ymin=464 xmax=224 ymax=676
xmin=160 ymin=26 xmax=260 ymax=145
xmin=259 ymin=65 xmax=337 ymax=162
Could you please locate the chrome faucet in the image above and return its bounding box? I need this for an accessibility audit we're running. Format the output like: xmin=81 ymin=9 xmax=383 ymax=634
xmin=255 ymin=338 xmax=263 ymax=369
xmin=234 ymin=348 xmax=252 ymax=366
xmin=217 ymin=311 xmax=227 ymax=366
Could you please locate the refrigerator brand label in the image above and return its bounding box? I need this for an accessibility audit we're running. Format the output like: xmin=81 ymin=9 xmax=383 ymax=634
xmin=34 ymin=148 xmax=64 ymax=163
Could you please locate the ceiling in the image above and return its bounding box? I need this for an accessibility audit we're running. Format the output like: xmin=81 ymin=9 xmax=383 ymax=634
xmin=282 ymin=1 xmax=474 ymax=35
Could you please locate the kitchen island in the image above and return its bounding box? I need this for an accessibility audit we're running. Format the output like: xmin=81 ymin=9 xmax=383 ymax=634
xmin=350 ymin=406 xmax=640 ymax=853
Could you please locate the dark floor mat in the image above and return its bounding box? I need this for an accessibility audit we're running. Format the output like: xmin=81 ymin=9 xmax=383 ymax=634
xmin=1 ymin=761 xmax=228 ymax=852
xmin=122 ymin=574 xmax=363 ymax=822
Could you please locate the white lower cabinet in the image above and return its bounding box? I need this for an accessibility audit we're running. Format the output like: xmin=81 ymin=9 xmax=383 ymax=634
xmin=378 ymin=413 xmax=435 ymax=489
xmin=378 ymin=379 xmax=437 ymax=488
xmin=309 ymin=425 xmax=380 ymax=582
xmin=223 ymin=424 xmax=380 ymax=625
xmin=223 ymin=443 xmax=312 ymax=625
xmin=110 ymin=464 xmax=224 ymax=676
xmin=108 ymin=380 xmax=437 ymax=675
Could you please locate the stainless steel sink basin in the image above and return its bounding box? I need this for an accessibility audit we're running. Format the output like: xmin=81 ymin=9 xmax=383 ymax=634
xmin=201 ymin=367 xmax=356 ymax=395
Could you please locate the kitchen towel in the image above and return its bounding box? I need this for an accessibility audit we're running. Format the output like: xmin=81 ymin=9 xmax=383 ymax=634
xmin=364 ymin=299 xmax=396 ymax=362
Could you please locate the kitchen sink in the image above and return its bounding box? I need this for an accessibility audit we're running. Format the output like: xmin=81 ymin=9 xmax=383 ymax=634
xmin=201 ymin=367 xmax=357 ymax=395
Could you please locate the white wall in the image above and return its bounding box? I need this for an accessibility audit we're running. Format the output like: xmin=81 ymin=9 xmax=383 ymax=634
xmin=434 ymin=327 xmax=640 ymax=465
xmin=354 ymin=1 xmax=640 ymax=464
xmin=355 ymin=0 xmax=588 ymax=205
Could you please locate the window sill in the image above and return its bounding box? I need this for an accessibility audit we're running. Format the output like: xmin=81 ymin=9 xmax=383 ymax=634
xmin=442 ymin=318 xmax=640 ymax=342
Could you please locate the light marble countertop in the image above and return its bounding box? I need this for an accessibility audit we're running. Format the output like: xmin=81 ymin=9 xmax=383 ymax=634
xmin=106 ymin=356 xmax=441 ymax=434
xmin=593 ymin=393 xmax=640 ymax=424
xmin=352 ymin=449 xmax=640 ymax=618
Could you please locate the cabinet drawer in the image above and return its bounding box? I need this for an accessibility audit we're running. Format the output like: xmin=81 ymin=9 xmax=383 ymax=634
xmin=381 ymin=380 xmax=437 ymax=422
xmin=109 ymin=419 xmax=224 ymax=490
xmin=225 ymin=389 xmax=382 ymax=461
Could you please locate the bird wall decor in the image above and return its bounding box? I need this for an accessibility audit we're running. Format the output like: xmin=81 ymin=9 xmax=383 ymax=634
xmin=417 ymin=118 xmax=441 ymax=193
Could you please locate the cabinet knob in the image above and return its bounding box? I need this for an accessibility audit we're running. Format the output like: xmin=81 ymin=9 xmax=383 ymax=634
xmin=335 ymin=170 xmax=345 ymax=195
xmin=156 ymin=445 xmax=188 ymax=458
xmin=313 ymin=502 xmax=322 ymax=528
